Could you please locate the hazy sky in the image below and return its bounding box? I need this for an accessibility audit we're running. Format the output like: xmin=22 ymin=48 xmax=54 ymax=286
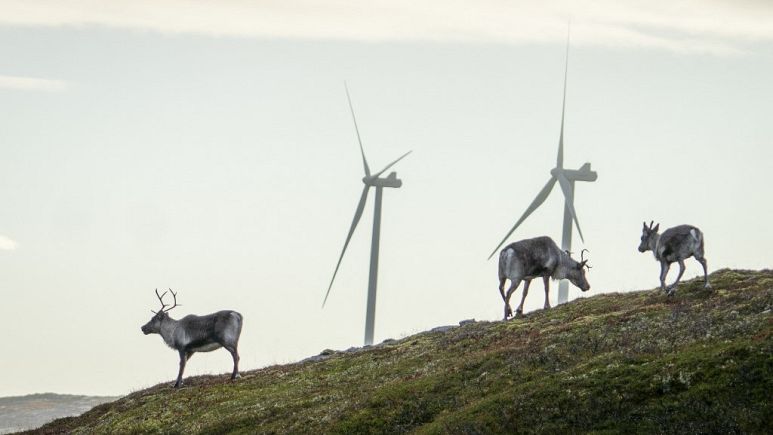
xmin=1 ymin=1 xmax=772 ymax=397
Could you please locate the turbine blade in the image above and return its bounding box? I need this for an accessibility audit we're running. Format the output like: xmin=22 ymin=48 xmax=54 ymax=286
xmin=345 ymin=82 xmax=370 ymax=177
xmin=557 ymin=28 xmax=570 ymax=169
xmin=488 ymin=177 xmax=557 ymax=260
xmin=323 ymin=185 xmax=370 ymax=307
xmin=373 ymin=150 xmax=412 ymax=178
xmin=557 ymin=105 xmax=565 ymax=169
xmin=556 ymin=173 xmax=585 ymax=243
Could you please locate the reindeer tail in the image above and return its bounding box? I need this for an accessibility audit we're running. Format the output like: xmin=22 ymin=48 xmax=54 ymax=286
xmin=689 ymin=228 xmax=702 ymax=243
xmin=499 ymin=247 xmax=514 ymax=280
xmin=690 ymin=228 xmax=706 ymax=256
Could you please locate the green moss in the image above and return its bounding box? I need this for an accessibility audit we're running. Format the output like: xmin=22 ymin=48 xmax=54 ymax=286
xmin=28 ymin=269 xmax=773 ymax=434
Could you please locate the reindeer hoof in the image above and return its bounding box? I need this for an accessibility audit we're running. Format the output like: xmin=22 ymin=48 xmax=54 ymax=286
xmin=705 ymin=283 xmax=712 ymax=290
xmin=232 ymin=373 xmax=241 ymax=380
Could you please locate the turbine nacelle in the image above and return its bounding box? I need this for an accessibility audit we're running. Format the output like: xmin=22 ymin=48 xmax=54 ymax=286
xmin=550 ymin=164 xmax=597 ymax=182
xmin=363 ymin=172 xmax=402 ymax=188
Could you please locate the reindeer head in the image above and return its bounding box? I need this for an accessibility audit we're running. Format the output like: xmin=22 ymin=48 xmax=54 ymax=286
xmin=638 ymin=221 xmax=660 ymax=253
xmin=141 ymin=288 xmax=180 ymax=335
xmin=564 ymin=249 xmax=592 ymax=292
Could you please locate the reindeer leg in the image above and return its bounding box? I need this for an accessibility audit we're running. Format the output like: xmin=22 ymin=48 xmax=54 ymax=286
xmin=515 ymin=280 xmax=531 ymax=316
xmin=503 ymin=279 xmax=520 ymax=320
xmin=225 ymin=346 xmax=241 ymax=380
xmin=696 ymin=256 xmax=710 ymax=289
xmin=659 ymin=262 xmax=670 ymax=293
xmin=498 ymin=278 xmax=507 ymax=303
xmin=667 ymin=260 xmax=686 ymax=296
xmin=543 ymin=276 xmax=551 ymax=309
xmin=175 ymin=350 xmax=187 ymax=388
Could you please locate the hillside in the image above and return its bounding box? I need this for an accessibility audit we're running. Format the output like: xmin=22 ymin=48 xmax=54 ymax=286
xmin=0 ymin=394 xmax=117 ymax=434
xmin=27 ymin=269 xmax=772 ymax=434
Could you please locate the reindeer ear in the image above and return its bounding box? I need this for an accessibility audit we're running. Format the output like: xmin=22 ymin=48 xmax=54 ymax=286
xmin=653 ymin=224 xmax=659 ymax=232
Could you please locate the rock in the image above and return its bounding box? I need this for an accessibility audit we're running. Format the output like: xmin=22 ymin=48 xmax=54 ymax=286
xmin=459 ymin=319 xmax=476 ymax=326
xmin=431 ymin=325 xmax=455 ymax=333
xmin=299 ymin=348 xmax=338 ymax=363
xmin=301 ymin=354 xmax=329 ymax=363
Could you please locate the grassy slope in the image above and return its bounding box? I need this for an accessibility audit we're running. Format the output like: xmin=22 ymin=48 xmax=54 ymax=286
xmin=29 ymin=269 xmax=772 ymax=434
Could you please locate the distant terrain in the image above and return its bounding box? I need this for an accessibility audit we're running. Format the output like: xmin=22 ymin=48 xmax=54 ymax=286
xmin=25 ymin=269 xmax=773 ymax=434
xmin=0 ymin=394 xmax=117 ymax=434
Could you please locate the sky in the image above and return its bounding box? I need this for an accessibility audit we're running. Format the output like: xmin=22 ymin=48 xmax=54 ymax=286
xmin=1 ymin=1 xmax=772 ymax=397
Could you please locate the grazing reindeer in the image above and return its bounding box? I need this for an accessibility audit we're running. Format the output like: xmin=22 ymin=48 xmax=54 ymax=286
xmin=141 ymin=289 xmax=243 ymax=388
xmin=638 ymin=221 xmax=710 ymax=295
xmin=498 ymin=236 xmax=591 ymax=320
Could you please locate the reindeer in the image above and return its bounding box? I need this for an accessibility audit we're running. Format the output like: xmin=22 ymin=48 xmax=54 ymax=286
xmin=638 ymin=221 xmax=710 ymax=296
xmin=498 ymin=236 xmax=591 ymax=320
xmin=141 ymin=289 xmax=243 ymax=388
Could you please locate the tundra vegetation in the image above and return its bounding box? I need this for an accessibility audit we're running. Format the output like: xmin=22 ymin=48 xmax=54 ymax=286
xmin=29 ymin=269 xmax=772 ymax=434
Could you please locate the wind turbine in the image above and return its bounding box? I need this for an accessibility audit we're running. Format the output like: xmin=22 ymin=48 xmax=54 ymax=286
xmin=488 ymin=35 xmax=597 ymax=305
xmin=323 ymin=83 xmax=412 ymax=346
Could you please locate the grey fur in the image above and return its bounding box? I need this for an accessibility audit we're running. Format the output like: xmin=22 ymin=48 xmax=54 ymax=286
xmin=498 ymin=236 xmax=591 ymax=320
xmin=638 ymin=221 xmax=710 ymax=296
xmin=141 ymin=291 xmax=243 ymax=388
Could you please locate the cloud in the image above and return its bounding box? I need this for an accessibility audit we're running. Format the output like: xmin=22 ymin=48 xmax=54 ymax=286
xmin=0 ymin=74 xmax=67 ymax=91
xmin=0 ymin=235 xmax=18 ymax=250
xmin=0 ymin=1 xmax=771 ymax=54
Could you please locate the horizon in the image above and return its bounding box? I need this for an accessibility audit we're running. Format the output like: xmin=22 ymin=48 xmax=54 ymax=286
xmin=1 ymin=1 xmax=772 ymax=397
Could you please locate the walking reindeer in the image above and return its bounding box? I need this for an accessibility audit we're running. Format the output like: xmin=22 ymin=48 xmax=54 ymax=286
xmin=638 ymin=221 xmax=710 ymax=295
xmin=498 ymin=236 xmax=591 ymax=320
xmin=141 ymin=289 xmax=243 ymax=388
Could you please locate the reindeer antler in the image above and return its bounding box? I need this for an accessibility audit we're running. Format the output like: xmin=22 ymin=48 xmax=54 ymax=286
xmin=580 ymin=249 xmax=592 ymax=270
xmin=163 ymin=288 xmax=180 ymax=312
xmin=151 ymin=288 xmax=168 ymax=313
xmin=151 ymin=288 xmax=181 ymax=313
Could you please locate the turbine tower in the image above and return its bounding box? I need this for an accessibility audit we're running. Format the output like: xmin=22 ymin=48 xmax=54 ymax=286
xmin=488 ymin=36 xmax=597 ymax=305
xmin=323 ymin=83 xmax=411 ymax=346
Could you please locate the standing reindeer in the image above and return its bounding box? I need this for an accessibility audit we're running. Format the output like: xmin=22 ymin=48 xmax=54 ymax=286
xmin=498 ymin=236 xmax=591 ymax=320
xmin=141 ymin=289 xmax=243 ymax=388
xmin=638 ymin=221 xmax=710 ymax=295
